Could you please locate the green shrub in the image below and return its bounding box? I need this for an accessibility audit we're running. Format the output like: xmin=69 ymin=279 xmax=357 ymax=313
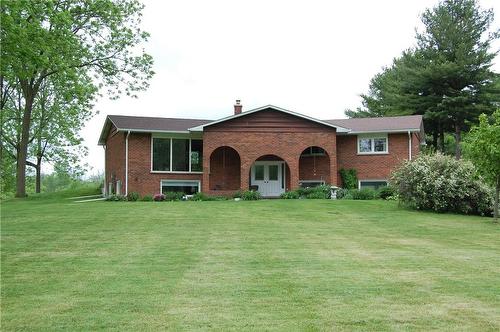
xmin=240 ymin=190 xmax=261 ymax=200
xmin=391 ymin=153 xmax=493 ymax=216
xmin=106 ymin=194 xmax=126 ymax=201
xmin=192 ymin=192 xmax=208 ymax=201
xmin=281 ymin=185 xmax=331 ymax=199
xmin=280 ymin=191 xmax=300 ymax=199
xmin=337 ymin=189 xmax=376 ymax=200
xmin=336 ymin=188 xmax=350 ymax=199
xmin=378 ymin=186 xmax=395 ymax=200
xmin=306 ymin=191 xmax=328 ymax=199
xmin=351 ymin=188 xmax=377 ymax=200
xmin=164 ymin=191 xmax=184 ymax=201
xmin=340 ymin=168 xmax=358 ymax=189
xmin=141 ymin=195 xmax=153 ymax=201
xmin=210 ymin=196 xmax=229 ymax=201
xmin=306 ymin=185 xmax=331 ymax=199
xmin=232 ymin=190 xmax=242 ymax=198
xmin=127 ymin=191 xmax=140 ymax=201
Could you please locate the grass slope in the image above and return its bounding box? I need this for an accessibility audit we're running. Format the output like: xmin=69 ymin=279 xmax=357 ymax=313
xmin=1 ymin=199 xmax=499 ymax=331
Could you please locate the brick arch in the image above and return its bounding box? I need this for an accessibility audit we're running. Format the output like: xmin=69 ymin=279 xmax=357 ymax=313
xmin=208 ymin=146 xmax=241 ymax=191
xmin=299 ymin=146 xmax=331 ymax=184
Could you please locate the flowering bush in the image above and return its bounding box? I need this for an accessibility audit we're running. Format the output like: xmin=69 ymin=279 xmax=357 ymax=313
xmin=391 ymin=154 xmax=493 ymax=216
xmin=153 ymin=194 xmax=165 ymax=202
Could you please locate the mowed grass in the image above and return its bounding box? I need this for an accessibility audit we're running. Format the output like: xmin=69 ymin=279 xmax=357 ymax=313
xmin=1 ymin=198 xmax=499 ymax=331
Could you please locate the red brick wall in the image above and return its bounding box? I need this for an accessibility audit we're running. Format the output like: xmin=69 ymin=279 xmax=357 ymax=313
xmin=127 ymin=133 xmax=203 ymax=196
xmin=203 ymin=110 xmax=338 ymax=194
xmin=299 ymin=154 xmax=330 ymax=183
xmin=105 ymin=127 xmax=125 ymax=195
xmin=336 ymin=133 xmax=420 ymax=186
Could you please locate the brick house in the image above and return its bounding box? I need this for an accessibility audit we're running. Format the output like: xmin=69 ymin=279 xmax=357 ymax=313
xmin=98 ymin=102 xmax=424 ymax=197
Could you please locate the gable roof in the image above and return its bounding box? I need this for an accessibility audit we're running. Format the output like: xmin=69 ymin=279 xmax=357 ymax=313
xmin=98 ymin=107 xmax=424 ymax=145
xmin=188 ymin=105 xmax=351 ymax=133
xmin=325 ymin=115 xmax=423 ymax=133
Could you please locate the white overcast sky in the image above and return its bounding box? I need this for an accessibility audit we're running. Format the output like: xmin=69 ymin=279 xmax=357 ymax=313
xmin=82 ymin=0 xmax=500 ymax=175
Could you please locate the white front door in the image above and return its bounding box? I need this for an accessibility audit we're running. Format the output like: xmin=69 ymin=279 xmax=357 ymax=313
xmin=251 ymin=161 xmax=285 ymax=197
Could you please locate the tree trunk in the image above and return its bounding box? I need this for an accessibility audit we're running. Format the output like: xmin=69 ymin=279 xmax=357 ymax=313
xmin=35 ymin=157 xmax=42 ymax=194
xmin=432 ymin=130 xmax=438 ymax=151
xmin=15 ymin=86 xmax=35 ymax=197
xmin=439 ymin=129 xmax=445 ymax=153
xmin=454 ymin=123 xmax=461 ymax=160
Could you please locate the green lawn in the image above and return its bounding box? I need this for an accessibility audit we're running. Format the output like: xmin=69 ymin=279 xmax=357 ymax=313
xmin=1 ymin=198 xmax=499 ymax=331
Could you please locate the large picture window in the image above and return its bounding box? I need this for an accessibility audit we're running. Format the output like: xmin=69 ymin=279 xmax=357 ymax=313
xmin=152 ymin=138 xmax=203 ymax=172
xmin=152 ymin=138 xmax=170 ymax=171
xmin=357 ymin=135 xmax=388 ymax=154
xmin=172 ymin=139 xmax=189 ymax=171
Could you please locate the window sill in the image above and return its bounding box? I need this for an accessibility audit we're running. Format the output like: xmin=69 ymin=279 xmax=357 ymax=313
xmin=151 ymin=171 xmax=203 ymax=174
xmin=357 ymin=152 xmax=389 ymax=155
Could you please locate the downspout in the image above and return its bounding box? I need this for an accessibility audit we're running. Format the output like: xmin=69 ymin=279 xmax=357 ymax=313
xmin=125 ymin=131 xmax=130 ymax=196
xmin=408 ymin=130 xmax=412 ymax=160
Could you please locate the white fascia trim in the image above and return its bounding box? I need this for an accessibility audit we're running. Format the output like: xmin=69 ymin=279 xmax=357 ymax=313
xmin=119 ymin=128 xmax=192 ymax=134
xmin=345 ymin=129 xmax=421 ymax=134
xmin=188 ymin=105 xmax=351 ymax=133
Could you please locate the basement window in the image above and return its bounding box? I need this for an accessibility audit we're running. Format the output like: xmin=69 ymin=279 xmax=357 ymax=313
xmin=359 ymin=180 xmax=388 ymax=190
xmin=161 ymin=180 xmax=200 ymax=195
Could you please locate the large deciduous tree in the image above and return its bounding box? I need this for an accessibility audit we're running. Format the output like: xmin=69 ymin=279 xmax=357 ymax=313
xmin=464 ymin=110 xmax=500 ymax=222
xmin=347 ymin=0 xmax=499 ymax=159
xmin=0 ymin=0 xmax=154 ymax=197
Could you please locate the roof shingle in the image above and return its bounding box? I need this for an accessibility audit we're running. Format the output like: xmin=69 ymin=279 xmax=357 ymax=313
xmin=325 ymin=115 xmax=423 ymax=132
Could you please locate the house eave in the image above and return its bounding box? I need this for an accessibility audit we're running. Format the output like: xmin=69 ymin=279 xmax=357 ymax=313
xmin=340 ymin=129 xmax=422 ymax=135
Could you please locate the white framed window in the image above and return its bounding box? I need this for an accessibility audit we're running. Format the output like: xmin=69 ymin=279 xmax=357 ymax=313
xmin=160 ymin=179 xmax=201 ymax=195
xmin=357 ymin=134 xmax=388 ymax=154
xmin=151 ymin=136 xmax=203 ymax=173
xmin=359 ymin=180 xmax=388 ymax=190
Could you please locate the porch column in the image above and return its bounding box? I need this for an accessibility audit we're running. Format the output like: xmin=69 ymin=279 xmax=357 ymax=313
xmin=240 ymin=159 xmax=250 ymax=191
xmin=288 ymin=159 xmax=300 ymax=190
xmin=329 ymin=141 xmax=338 ymax=186
xmin=202 ymin=148 xmax=211 ymax=193
xmin=329 ymin=152 xmax=337 ymax=186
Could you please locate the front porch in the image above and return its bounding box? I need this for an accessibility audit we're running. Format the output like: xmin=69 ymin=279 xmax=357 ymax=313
xmin=204 ymin=145 xmax=333 ymax=197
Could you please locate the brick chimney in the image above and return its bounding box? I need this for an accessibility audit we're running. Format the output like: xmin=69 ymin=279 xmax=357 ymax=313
xmin=234 ymin=99 xmax=242 ymax=115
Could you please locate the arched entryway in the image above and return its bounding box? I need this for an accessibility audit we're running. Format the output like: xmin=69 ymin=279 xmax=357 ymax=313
xmin=299 ymin=146 xmax=331 ymax=186
xmin=209 ymin=146 xmax=241 ymax=191
xmin=249 ymin=155 xmax=290 ymax=197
